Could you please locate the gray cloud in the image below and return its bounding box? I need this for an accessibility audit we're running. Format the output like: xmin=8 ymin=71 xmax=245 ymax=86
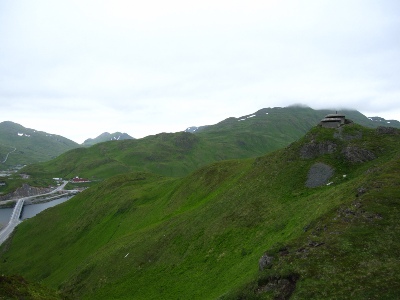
xmin=0 ymin=0 xmax=399 ymax=142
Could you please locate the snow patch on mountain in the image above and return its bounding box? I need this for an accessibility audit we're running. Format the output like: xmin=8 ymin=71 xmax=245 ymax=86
xmin=17 ymin=133 xmax=30 ymax=137
xmin=185 ymin=126 xmax=208 ymax=133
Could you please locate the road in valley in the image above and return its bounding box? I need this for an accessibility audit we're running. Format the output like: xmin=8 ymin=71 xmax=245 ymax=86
xmin=0 ymin=181 xmax=69 ymax=245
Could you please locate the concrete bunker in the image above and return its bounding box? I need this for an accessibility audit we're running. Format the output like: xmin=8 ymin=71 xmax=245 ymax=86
xmin=319 ymin=113 xmax=352 ymax=128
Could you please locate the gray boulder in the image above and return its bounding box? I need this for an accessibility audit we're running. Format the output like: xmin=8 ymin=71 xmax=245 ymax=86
xmin=306 ymin=162 xmax=334 ymax=188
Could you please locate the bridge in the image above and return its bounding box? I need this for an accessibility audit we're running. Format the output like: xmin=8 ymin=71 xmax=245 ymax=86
xmin=0 ymin=197 xmax=25 ymax=244
xmin=0 ymin=181 xmax=74 ymax=245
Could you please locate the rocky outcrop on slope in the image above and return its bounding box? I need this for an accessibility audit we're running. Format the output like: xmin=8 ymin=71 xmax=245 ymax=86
xmin=0 ymin=184 xmax=52 ymax=201
xmin=300 ymin=141 xmax=337 ymax=159
xmin=341 ymin=146 xmax=376 ymax=164
xmin=376 ymin=126 xmax=399 ymax=135
xmin=306 ymin=162 xmax=334 ymax=188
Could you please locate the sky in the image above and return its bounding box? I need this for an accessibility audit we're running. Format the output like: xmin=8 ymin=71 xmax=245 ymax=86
xmin=0 ymin=0 xmax=399 ymax=143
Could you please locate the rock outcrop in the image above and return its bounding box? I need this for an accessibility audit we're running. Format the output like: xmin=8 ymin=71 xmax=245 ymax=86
xmin=341 ymin=146 xmax=376 ymax=163
xmin=0 ymin=184 xmax=52 ymax=201
xmin=306 ymin=162 xmax=334 ymax=188
xmin=259 ymin=253 xmax=274 ymax=271
xmin=300 ymin=141 xmax=337 ymax=159
xmin=376 ymin=126 xmax=399 ymax=135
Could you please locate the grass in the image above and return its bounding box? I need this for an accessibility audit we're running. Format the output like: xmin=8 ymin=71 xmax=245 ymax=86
xmin=19 ymin=106 xmax=399 ymax=185
xmin=0 ymin=275 xmax=62 ymax=300
xmin=0 ymin=121 xmax=78 ymax=170
xmin=1 ymin=124 xmax=399 ymax=299
xmin=64 ymin=181 xmax=100 ymax=190
xmin=0 ymin=176 xmax=55 ymax=196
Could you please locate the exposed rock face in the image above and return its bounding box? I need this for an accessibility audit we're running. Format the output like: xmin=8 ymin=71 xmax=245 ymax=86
xmin=333 ymin=128 xmax=362 ymax=141
xmin=300 ymin=141 xmax=337 ymax=159
xmin=0 ymin=184 xmax=52 ymax=201
xmin=257 ymin=274 xmax=299 ymax=300
xmin=356 ymin=186 xmax=367 ymax=197
xmin=259 ymin=253 xmax=274 ymax=271
xmin=342 ymin=146 xmax=376 ymax=163
xmin=376 ymin=126 xmax=399 ymax=135
xmin=306 ymin=162 xmax=334 ymax=188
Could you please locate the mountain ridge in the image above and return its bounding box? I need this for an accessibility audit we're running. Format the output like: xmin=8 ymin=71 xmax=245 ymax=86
xmin=186 ymin=106 xmax=400 ymax=133
xmin=1 ymin=123 xmax=399 ymax=299
xmin=18 ymin=106 xmax=400 ymax=181
xmin=0 ymin=121 xmax=79 ymax=169
xmin=1 ymin=106 xmax=399 ymax=170
xmin=82 ymin=132 xmax=134 ymax=147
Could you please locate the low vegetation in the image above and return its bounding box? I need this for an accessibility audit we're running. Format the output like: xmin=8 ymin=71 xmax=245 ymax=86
xmin=0 ymin=274 xmax=62 ymax=300
xmin=0 ymin=121 xmax=78 ymax=170
xmin=19 ymin=106 xmax=399 ymax=182
xmin=0 ymin=176 xmax=55 ymax=197
xmin=1 ymin=124 xmax=399 ymax=299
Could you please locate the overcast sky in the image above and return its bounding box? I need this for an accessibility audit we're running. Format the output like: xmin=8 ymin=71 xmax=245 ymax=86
xmin=1 ymin=0 xmax=399 ymax=143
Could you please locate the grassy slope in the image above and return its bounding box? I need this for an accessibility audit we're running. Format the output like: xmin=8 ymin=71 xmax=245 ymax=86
xmin=0 ymin=121 xmax=79 ymax=169
xmin=0 ymin=176 xmax=54 ymax=196
xmin=223 ymin=126 xmax=400 ymax=299
xmin=20 ymin=106 xmax=397 ymax=181
xmin=0 ymin=275 xmax=62 ymax=300
xmin=21 ymin=132 xmax=212 ymax=179
xmin=1 ymin=124 xmax=399 ymax=299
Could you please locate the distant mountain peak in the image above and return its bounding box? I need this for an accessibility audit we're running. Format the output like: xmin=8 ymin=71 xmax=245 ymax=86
xmin=184 ymin=106 xmax=400 ymax=134
xmin=82 ymin=132 xmax=134 ymax=146
xmin=367 ymin=116 xmax=400 ymax=126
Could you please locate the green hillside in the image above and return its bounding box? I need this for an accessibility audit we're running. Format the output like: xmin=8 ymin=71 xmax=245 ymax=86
xmin=21 ymin=131 xmax=219 ymax=179
xmin=0 ymin=121 xmax=79 ymax=170
xmin=1 ymin=123 xmax=399 ymax=299
xmin=82 ymin=132 xmax=134 ymax=147
xmin=192 ymin=105 xmax=400 ymax=138
xmin=20 ymin=106 xmax=398 ymax=181
xmin=0 ymin=275 xmax=62 ymax=300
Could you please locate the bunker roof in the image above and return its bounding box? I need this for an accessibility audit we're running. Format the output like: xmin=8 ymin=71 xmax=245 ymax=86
xmin=320 ymin=117 xmax=344 ymax=122
xmin=324 ymin=114 xmax=345 ymax=118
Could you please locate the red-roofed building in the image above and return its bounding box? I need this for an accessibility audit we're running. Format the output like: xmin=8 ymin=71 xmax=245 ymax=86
xmin=71 ymin=176 xmax=90 ymax=183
